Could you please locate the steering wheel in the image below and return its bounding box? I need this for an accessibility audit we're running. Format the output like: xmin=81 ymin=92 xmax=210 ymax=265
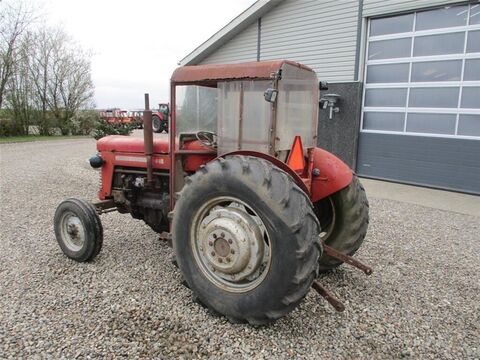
xmin=196 ymin=131 xmax=217 ymax=149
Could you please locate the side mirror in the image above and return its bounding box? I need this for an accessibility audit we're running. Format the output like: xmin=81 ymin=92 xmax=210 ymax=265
xmin=264 ymin=88 xmax=278 ymax=103
xmin=319 ymin=81 xmax=329 ymax=91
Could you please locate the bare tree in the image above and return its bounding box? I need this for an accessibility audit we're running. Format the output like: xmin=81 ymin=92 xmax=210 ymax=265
xmin=44 ymin=28 xmax=94 ymax=134
xmin=0 ymin=0 xmax=36 ymax=108
xmin=58 ymin=49 xmax=94 ymax=130
xmin=6 ymin=29 xmax=35 ymax=134
xmin=29 ymin=26 xmax=64 ymax=134
xmin=1 ymin=1 xmax=95 ymax=136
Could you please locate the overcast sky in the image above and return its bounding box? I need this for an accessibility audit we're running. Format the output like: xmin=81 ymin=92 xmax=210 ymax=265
xmin=43 ymin=0 xmax=256 ymax=109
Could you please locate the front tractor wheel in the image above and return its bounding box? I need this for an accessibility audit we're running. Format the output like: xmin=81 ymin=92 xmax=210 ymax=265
xmin=173 ymin=156 xmax=321 ymax=324
xmin=315 ymin=176 xmax=369 ymax=272
xmin=54 ymin=198 xmax=103 ymax=262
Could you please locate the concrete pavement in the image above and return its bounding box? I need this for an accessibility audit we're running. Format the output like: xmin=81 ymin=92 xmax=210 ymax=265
xmin=360 ymin=177 xmax=480 ymax=217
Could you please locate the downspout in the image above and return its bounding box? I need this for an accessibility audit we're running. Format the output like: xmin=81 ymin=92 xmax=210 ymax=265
xmin=257 ymin=17 xmax=262 ymax=62
xmin=353 ymin=0 xmax=365 ymax=171
xmin=354 ymin=0 xmax=364 ymax=81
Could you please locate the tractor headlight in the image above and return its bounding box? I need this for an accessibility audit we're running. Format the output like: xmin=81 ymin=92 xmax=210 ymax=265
xmin=89 ymin=154 xmax=104 ymax=168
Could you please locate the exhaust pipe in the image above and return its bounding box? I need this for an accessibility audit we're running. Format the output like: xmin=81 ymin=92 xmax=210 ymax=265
xmin=143 ymin=93 xmax=154 ymax=187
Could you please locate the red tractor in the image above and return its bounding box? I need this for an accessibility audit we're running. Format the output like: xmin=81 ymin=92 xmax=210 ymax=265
xmin=152 ymin=103 xmax=169 ymax=133
xmin=54 ymin=61 xmax=371 ymax=324
xmin=99 ymin=109 xmax=135 ymax=125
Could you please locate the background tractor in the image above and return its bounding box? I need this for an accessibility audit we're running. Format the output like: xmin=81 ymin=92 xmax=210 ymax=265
xmin=54 ymin=60 xmax=371 ymax=324
xmin=151 ymin=103 xmax=169 ymax=133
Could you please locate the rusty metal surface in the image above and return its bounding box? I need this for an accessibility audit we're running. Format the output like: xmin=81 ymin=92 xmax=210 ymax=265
xmin=269 ymin=71 xmax=280 ymax=155
xmin=171 ymin=60 xmax=315 ymax=84
xmin=92 ymin=199 xmax=115 ymax=214
xmin=324 ymin=245 xmax=373 ymax=275
xmin=143 ymin=94 xmax=154 ymax=187
xmin=93 ymin=199 xmax=115 ymax=209
xmin=238 ymin=82 xmax=244 ymax=150
xmin=312 ymin=280 xmax=345 ymax=312
xmin=169 ymin=84 xmax=177 ymax=212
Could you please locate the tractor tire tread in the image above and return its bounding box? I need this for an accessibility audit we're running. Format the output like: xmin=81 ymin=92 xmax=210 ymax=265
xmin=174 ymin=156 xmax=321 ymax=325
xmin=318 ymin=176 xmax=369 ymax=272
xmin=67 ymin=198 xmax=103 ymax=261
xmin=54 ymin=198 xmax=103 ymax=262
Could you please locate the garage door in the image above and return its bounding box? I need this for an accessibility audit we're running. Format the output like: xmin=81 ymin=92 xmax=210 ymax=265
xmin=357 ymin=3 xmax=480 ymax=194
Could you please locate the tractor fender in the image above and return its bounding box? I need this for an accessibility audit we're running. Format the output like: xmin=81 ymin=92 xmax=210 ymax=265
xmin=310 ymin=147 xmax=353 ymax=202
xmin=217 ymin=151 xmax=310 ymax=195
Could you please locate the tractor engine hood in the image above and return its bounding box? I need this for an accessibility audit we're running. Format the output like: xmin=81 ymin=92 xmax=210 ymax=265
xmin=96 ymin=135 xmax=169 ymax=154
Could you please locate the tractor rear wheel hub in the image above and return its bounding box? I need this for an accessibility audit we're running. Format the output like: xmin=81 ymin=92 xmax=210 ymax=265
xmin=199 ymin=207 xmax=264 ymax=281
xmin=213 ymin=237 xmax=230 ymax=257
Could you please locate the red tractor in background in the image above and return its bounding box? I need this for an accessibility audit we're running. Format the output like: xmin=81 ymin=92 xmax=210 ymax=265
xmin=100 ymin=105 xmax=169 ymax=132
xmin=151 ymin=103 xmax=169 ymax=133
xmin=98 ymin=109 xmax=136 ymax=125
xmin=54 ymin=61 xmax=371 ymax=324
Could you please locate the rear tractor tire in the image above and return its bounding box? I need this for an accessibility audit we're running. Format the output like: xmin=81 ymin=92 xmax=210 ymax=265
xmin=54 ymin=198 xmax=103 ymax=262
xmin=160 ymin=119 xmax=168 ymax=133
xmin=315 ymin=176 xmax=369 ymax=272
xmin=172 ymin=156 xmax=321 ymax=325
xmin=152 ymin=115 xmax=168 ymax=133
xmin=152 ymin=115 xmax=162 ymax=133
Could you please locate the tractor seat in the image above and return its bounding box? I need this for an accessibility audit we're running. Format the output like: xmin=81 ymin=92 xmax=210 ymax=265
xmin=96 ymin=135 xmax=169 ymax=154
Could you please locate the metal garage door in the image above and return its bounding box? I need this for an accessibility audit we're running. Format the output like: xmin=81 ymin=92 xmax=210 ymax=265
xmin=357 ymin=3 xmax=480 ymax=194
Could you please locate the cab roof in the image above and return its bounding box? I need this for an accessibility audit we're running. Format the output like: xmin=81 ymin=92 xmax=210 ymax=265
xmin=170 ymin=60 xmax=314 ymax=85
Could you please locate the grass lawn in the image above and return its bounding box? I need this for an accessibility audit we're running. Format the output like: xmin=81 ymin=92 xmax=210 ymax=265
xmin=0 ymin=135 xmax=90 ymax=144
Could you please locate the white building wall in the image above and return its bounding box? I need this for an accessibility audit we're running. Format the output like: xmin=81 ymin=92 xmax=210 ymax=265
xmin=199 ymin=21 xmax=258 ymax=64
xmin=197 ymin=0 xmax=465 ymax=81
xmin=260 ymin=0 xmax=359 ymax=82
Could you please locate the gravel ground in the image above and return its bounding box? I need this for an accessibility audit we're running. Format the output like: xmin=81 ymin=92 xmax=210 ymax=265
xmin=0 ymin=138 xmax=479 ymax=359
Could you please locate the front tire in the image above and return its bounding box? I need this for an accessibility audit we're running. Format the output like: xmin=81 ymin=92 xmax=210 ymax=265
xmin=173 ymin=156 xmax=321 ymax=324
xmin=54 ymin=198 xmax=103 ymax=262
xmin=315 ymin=176 xmax=369 ymax=272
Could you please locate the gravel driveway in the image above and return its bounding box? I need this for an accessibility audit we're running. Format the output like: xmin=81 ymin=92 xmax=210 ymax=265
xmin=0 ymin=138 xmax=478 ymax=359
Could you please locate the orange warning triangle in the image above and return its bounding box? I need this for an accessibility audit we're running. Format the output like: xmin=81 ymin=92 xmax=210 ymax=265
xmin=286 ymin=136 xmax=305 ymax=175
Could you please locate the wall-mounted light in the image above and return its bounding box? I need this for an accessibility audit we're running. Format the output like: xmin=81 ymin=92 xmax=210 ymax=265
xmin=320 ymin=93 xmax=341 ymax=119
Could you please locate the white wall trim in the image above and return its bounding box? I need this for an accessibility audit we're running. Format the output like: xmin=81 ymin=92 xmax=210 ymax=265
xmin=361 ymin=129 xmax=480 ymax=140
xmin=364 ymin=81 xmax=480 ymax=88
xmin=368 ymin=23 xmax=480 ymax=41
xmin=364 ymin=107 xmax=480 ymax=114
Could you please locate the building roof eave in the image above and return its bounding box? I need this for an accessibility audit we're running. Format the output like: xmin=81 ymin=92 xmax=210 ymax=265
xmin=179 ymin=0 xmax=284 ymax=66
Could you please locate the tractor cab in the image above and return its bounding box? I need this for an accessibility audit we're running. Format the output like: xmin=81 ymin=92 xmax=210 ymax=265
xmin=101 ymin=61 xmax=318 ymax=161
xmin=169 ymin=60 xmax=322 ymax=201
xmin=171 ymin=60 xmax=318 ymax=157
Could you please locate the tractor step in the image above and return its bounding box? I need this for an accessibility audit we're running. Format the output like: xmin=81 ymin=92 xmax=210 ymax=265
xmin=324 ymin=245 xmax=373 ymax=275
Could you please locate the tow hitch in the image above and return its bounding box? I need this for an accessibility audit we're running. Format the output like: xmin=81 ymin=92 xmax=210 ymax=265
xmin=313 ymin=245 xmax=373 ymax=312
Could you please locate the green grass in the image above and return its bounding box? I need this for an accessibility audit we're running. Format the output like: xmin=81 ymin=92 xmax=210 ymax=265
xmin=0 ymin=135 xmax=90 ymax=144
